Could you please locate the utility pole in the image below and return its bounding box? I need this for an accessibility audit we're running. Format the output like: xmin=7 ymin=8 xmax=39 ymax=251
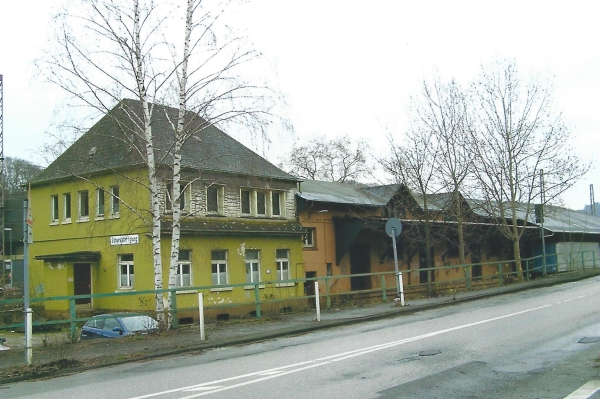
xmin=0 ymin=75 xmax=5 ymax=284
xmin=590 ymin=184 xmax=596 ymax=215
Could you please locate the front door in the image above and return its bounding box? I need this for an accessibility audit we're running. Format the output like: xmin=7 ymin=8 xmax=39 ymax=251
xmin=74 ymin=263 xmax=91 ymax=305
xmin=350 ymin=244 xmax=371 ymax=291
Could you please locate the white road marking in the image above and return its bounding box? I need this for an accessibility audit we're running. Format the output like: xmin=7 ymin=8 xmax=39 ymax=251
xmin=183 ymin=387 xmax=223 ymax=392
xmin=128 ymin=304 xmax=554 ymax=399
xmin=564 ymin=380 xmax=600 ymax=399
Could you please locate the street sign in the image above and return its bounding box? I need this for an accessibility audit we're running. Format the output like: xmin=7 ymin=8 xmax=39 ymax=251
xmin=385 ymin=218 xmax=402 ymax=237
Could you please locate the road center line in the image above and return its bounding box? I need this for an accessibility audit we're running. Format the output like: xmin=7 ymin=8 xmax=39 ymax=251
xmin=128 ymin=303 xmax=553 ymax=399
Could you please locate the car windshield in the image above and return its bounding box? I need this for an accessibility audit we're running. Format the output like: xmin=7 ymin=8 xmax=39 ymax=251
xmin=118 ymin=315 xmax=157 ymax=332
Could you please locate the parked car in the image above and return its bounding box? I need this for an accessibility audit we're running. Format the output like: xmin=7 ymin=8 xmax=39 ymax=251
xmin=80 ymin=313 xmax=159 ymax=340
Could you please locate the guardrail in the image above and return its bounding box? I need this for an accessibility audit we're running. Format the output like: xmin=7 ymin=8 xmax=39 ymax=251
xmin=1 ymin=250 xmax=598 ymax=342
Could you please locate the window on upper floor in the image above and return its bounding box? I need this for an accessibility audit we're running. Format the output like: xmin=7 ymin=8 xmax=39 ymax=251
xmin=240 ymin=189 xmax=251 ymax=215
xmin=166 ymin=183 xmax=190 ymax=213
xmin=303 ymin=228 xmax=316 ymax=248
xmin=206 ymin=185 xmax=224 ymax=215
xmin=51 ymin=195 xmax=59 ymax=223
xmin=256 ymin=191 xmax=266 ymax=216
xmin=176 ymin=250 xmax=191 ymax=287
xmin=240 ymin=189 xmax=286 ymax=218
xmin=272 ymin=192 xmax=283 ymax=217
xmin=78 ymin=190 xmax=89 ymax=220
xmin=63 ymin=193 xmax=72 ymax=222
xmin=110 ymin=186 xmax=120 ymax=217
xmin=96 ymin=188 xmax=105 ymax=218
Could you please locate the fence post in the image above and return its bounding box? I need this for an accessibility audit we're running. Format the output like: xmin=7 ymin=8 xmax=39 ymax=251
xmin=315 ymin=281 xmax=321 ymax=321
xmin=465 ymin=265 xmax=471 ymax=291
xmin=498 ymin=263 xmax=503 ymax=286
xmin=69 ymin=298 xmax=77 ymax=342
xmin=525 ymin=259 xmax=530 ymax=281
xmin=170 ymin=290 xmax=178 ymax=329
xmin=381 ymin=275 xmax=387 ymax=302
xmin=325 ymin=276 xmax=331 ymax=310
xmin=594 ymin=251 xmax=597 ymax=268
xmin=254 ymin=283 xmax=261 ymax=318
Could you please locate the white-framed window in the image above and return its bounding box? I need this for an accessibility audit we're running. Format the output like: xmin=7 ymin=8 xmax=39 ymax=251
xmin=78 ymin=190 xmax=89 ymax=220
xmin=51 ymin=195 xmax=59 ymax=223
xmin=166 ymin=183 xmax=190 ymax=213
xmin=63 ymin=193 xmax=72 ymax=222
xmin=256 ymin=191 xmax=266 ymax=216
xmin=240 ymin=189 xmax=251 ymax=215
xmin=118 ymin=254 xmax=134 ymax=288
xmin=110 ymin=186 xmax=120 ymax=217
xmin=245 ymin=249 xmax=261 ymax=284
xmin=206 ymin=185 xmax=224 ymax=215
xmin=303 ymin=228 xmax=316 ymax=248
xmin=176 ymin=250 xmax=191 ymax=287
xmin=276 ymin=249 xmax=290 ymax=281
xmin=96 ymin=188 xmax=105 ymax=217
xmin=272 ymin=191 xmax=283 ymax=217
xmin=211 ymin=250 xmax=228 ymax=285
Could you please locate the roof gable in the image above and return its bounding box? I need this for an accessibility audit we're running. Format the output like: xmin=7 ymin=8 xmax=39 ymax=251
xmin=32 ymin=99 xmax=297 ymax=183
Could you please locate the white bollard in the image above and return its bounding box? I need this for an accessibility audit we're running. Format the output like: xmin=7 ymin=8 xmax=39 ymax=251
xmin=315 ymin=281 xmax=321 ymax=322
xmin=398 ymin=273 xmax=405 ymax=306
xmin=25 ymin=307 xmax=33 ymax=365
xmin=198 ymin=293 xmax=205 ymax=340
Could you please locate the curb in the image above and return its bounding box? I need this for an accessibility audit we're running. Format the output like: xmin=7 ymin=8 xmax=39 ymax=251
xmin=2 ymin=269 xmax=599 ymax=384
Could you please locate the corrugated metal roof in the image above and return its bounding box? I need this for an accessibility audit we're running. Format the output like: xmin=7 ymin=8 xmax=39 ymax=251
xmin=298 ymin=180 xmax=388 ymax=206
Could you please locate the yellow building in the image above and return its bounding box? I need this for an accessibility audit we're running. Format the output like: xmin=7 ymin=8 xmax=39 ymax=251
xmin=28 ymin=100 xmax=305 ymax=320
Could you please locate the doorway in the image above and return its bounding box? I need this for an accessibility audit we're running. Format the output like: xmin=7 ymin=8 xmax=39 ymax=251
xmin=350 ymin=244 xmax=371 ymax=291
xmin=305 ymin=271 xmax=317 ymax=309
xmin=73 ymin=263 xmax=91 ymax=305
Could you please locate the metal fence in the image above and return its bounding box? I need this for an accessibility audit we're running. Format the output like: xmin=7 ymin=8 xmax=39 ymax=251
xmin=1 ymin=250 xmax=598 ymax=342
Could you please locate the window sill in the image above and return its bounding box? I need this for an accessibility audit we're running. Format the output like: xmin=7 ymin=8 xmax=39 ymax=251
xmin=115 ymin=288 xmax=134 ymax=292
xmin=176 ymin=289 xmax=196 ymax=294
xmin=61 ymin=220 xmax=72 ymax=225
xmin=109 ymin=213 xmax=120 ymax=219
xmin=95 ymin=216 xmax=105 ymax=221
xmin=244 ymin=285 xmax=265 ymax=290
xmin=275 ymin=282 xmax=295 ymax=288
xmin=209 ymin=287 xmax=233 ymax=292
xmin=50 ymin=221 xmax=59 ymax=226
xmin=76 ymin=217 xmax=90 ymax=223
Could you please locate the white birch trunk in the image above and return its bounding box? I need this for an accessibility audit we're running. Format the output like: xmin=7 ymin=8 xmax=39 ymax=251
xmin=166 ymin=0 xmax=194 ymax=328
xmin=133 ymin=0 xmax=165 ymax=323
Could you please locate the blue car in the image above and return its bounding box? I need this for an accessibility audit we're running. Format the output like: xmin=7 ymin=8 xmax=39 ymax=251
xmin=80 ymin=313 xmax=159 ymax=340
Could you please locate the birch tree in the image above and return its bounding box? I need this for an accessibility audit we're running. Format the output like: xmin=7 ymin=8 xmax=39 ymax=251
xmin=469 ymin=60 xmax=588 ymax=279
xmin=39 ymin=0 xmax=280 ymax=327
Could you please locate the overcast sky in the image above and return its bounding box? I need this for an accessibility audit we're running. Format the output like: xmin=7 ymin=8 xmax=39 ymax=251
xmin=1 ymin=1 xmax=598 ymax=209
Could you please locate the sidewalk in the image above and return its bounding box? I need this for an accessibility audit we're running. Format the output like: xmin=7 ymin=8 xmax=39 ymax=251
xmin=2 ymin=269 xmax=599 ymax=383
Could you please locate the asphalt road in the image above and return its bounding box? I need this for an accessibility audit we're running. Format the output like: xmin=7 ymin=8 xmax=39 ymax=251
xmin=4 ymin=277 xmax=600 ymax=399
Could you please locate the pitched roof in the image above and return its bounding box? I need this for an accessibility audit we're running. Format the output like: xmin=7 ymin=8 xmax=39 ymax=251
xmin=298 ymin=180 xmax=389 ymax=206
xmin=32 ymin=99 xmax=297 ymax=184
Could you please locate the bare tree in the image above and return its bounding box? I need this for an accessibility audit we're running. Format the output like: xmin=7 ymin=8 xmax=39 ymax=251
xmin=286 ymin=135 xmax=371 ymax=183
xmin=469 ymin=60 xmax=589 ymax=279
xmin=3 ymin=157 xmax=43 ymax=194
xmin=381 ymin=122 xmax=442 ymax=293
xmin=418 ymin=78 xmax=472 ymax=268
xmin=38 ymin=0 xmax=280 ymax=327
